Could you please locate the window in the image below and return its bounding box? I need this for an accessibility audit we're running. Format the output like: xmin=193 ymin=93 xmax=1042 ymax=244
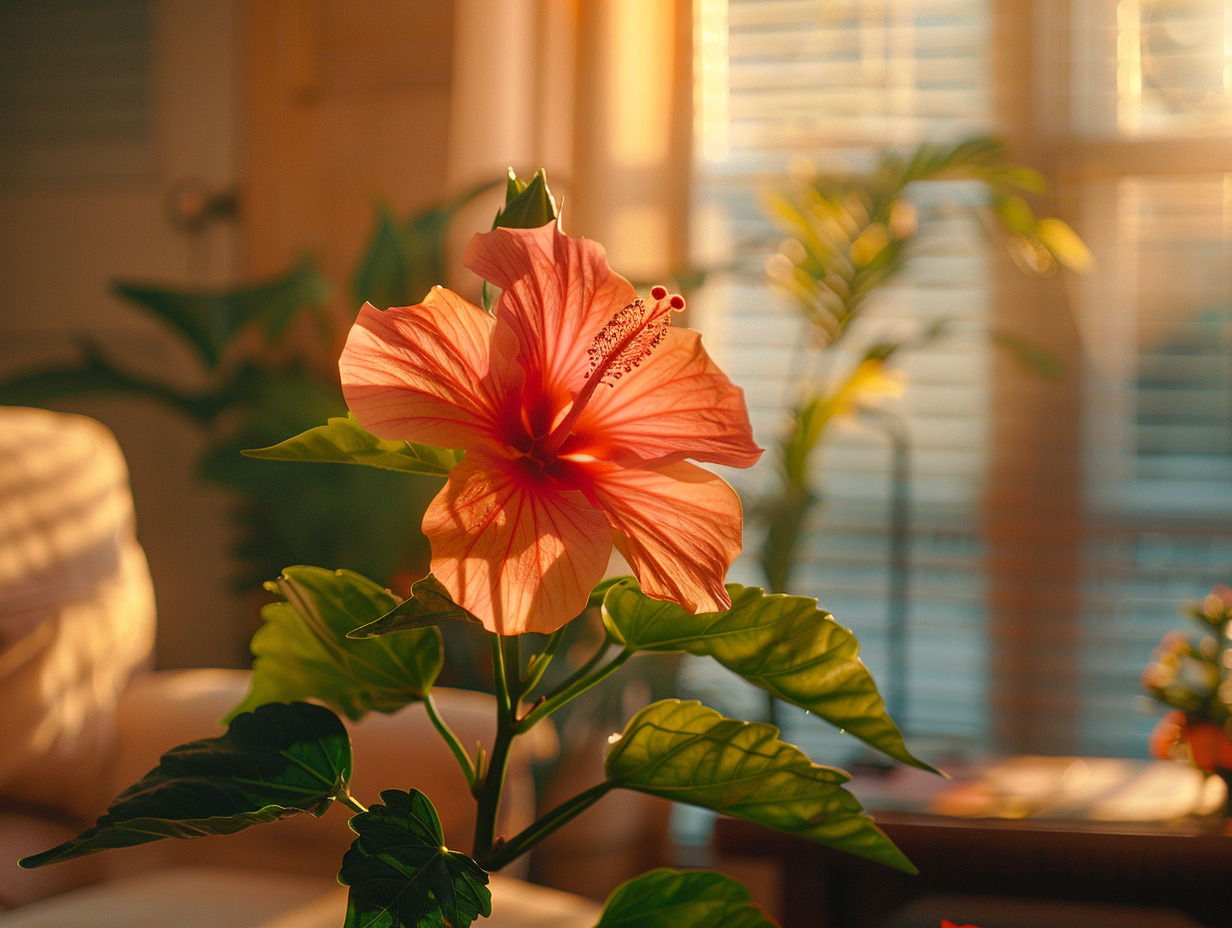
xmin=691 ymin=0 xmax=1232 ymax=760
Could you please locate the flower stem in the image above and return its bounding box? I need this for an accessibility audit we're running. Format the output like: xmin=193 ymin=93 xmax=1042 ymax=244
xmin=424 ymin=691 xmax=476 ymax=788
xmin=473 ymin=632 xmax=522 ymax=866
xmin=517 ymin=647 xmax=633 ymax=732
xmin=484 ymin=780 xmax=615 ymax=871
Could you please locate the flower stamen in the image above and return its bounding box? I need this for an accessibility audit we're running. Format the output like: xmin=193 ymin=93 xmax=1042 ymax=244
xmin=538 ymin=286 xmax=685 ymax=459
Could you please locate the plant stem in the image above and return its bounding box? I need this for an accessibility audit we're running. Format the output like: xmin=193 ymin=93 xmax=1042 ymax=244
xmin=521 ymin=627 xmax=566 ymax=696
xmin=485 ymin=781 xmax=615 ymax=871
xmin=517 ymin=648 xmax=633 ymax=732
xmin=338 ymin=789 xmax=368 ymax=815
xmin=473 ymin=632 xmax=521 ymax=867
xmin=490 ymin=633 xmax=513 ymax=716
xmin=424 ymin=691 xmax=476 ymax=788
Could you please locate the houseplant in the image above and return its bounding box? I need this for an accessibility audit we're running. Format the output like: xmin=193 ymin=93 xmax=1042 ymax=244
xmin=1144 ymin=584 xmax=1232 ymax=801
xmin=18 ymin=171 xmax=934 ymax=927
xmin=754 ymin=137 xmax=1091 ymax=595
xmin=0 ymin=182 xmax=495 ymax=593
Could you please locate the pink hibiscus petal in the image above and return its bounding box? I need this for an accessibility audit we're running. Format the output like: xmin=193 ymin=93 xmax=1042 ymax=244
xmin=586 ymin=460 xmax=744 ymax=614
xmin=424 ymin=452 xmax=612 ymax=635
xmin=578 ymin=327 xmax=763 ymax=469
xmin=340 ymin=290 xmax=513 ymax=453
xmin=463 ymin=223 xmax=637 ymax=398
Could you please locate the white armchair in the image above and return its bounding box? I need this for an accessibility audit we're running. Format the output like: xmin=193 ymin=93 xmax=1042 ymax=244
xmin=0 ymin=407 xmax=600 ymax=928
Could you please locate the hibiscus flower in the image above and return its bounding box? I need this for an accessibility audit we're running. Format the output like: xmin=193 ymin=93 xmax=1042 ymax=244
xmin=340 ymin=221 xmax=762 ymax=635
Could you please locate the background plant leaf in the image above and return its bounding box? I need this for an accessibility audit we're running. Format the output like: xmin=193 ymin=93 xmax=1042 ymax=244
xmin=593 ymin=868 xmax=779 ymax=928
xmin=340 ymin=789 xmax=491 ymax=928
xmin=242 ymin=413 xmax=461 ymax=477
xmin=348 ymin=574 xmax=477 ymax=638
xmin=114 ymin=255 xmax=330 ymax=370
xmin=353 ymin=181 xmax=501 ymax=310
xmin=227 ymin=566 xmax=443 ymax=722
xmin=20 ymin=702 xmax=351 ymax=868
xmin=605 ymin=700 xmax=914 ymax=873
xmin=602 ymin=580 xmax=934 ymax=772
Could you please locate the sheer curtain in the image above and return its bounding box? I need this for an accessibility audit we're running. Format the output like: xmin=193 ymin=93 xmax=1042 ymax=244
xmin=447 ymin=0 xmax=695 ymax=283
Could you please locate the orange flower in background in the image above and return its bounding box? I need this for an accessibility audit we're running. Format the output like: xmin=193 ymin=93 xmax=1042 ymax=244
xmin=1149 ymin=710 xmax=1232 ymax=773
xmin=341 ymin=222 xmax=762 ymax=635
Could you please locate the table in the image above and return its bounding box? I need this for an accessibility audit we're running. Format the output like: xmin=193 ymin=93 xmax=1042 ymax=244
xmin=712 ymin=756 xmax=1232 ymax=928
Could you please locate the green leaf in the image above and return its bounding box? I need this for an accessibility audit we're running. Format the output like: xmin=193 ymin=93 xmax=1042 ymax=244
xmin=990 ymin=192 xmax=1037 ymax=236
xmin=340 ymin=789 xmax=491 ymax=928
xmin=243 ymin=413 xmax=462 ymax=477
xmin=20 ymin=702 xmax=351 ymax=868
xmin=602 ymin=580 xmax=934 ymax=772
xmin=228 ymin=567 xmax=443 ymax=722
xmin=0 ymin=350 xmax=223 ymax=424
xmin=493 ymin=168 xmax=558 ymax=230
xmin=594 ymin=868 xmax=779 ymax=928
xmin=114 ymin=255 xmax=330 ymax=370
xmin=588 ymin=575 xmax=634 ymax=611
xmin=349 ymin=574 xmax=478 ymax=638
xmin=605 ymin=700 xmax=914 ymax=873
xmin=353 ymin=203 xmax=413 ymax=310
xmin=990 ymin=329 xmax=1066 ymax=380
xmin=1034 ymin=216 xmax=1094 ymax=272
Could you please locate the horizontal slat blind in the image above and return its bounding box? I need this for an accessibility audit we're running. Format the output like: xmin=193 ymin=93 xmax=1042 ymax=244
xmin=1066 ymin=1 xmax=1232 ymax=756
xmin=1079 ymin=172 xmax=1232 ymax=755
xmin=0 ymin=0 xmax=153 ymax=180
xmin=1069 ymin=0 xmax=1232 ymax=137
xmin=690 ymin=0 xmax=995 ymax=761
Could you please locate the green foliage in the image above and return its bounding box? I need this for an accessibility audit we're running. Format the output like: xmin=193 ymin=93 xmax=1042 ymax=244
xmin=348 ymin=574 xmax=477 ymax=638
xmin=195 ymin=374 xmax=440 ymax=590
xmin=244 ymin=413 xmax=462 ymax=476
xmin=353 ymin=180 xmax=499 ymax=311
xmin=20 ymin=702 xmax=351 ymax=868
xmin=228 ymin=567 xmax=443 ymax=723
xmin=757 ymin=136 xmax=1091 ymax=593
xmin=340 ymin=789 xmax=491 ymax=928
xmin=605 ymin=700 xmax=915 ymax=872
xmin=114 ymin=256 xmax=331 ymax=370
xmin=0 ymin=185 xmax=493 ymax=593
xmin=593 ymin=868 xmax=780 ymax=928
xmin=602 ymin=579 xmax=933 ymax=771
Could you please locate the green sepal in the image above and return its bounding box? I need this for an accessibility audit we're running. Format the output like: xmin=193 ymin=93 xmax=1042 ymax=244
xmin=349 ymin=574 xmax=479 ymax=638
xmin=227 ymin=567 xmax=442 ymax=723
xmin=493 ymin=168 xmax=558 ymax=230
xmin=601 ymin=580 xmax=935 ymax=772
xmin=605 ymin=700 xmax=914 ymax=873
xmin=594 ymin=868 xmax=780 ymax=928
xmin=242 ymin=413 xmax=461 ymax=477
xmin=340 ymin=789 xmax=491 ymax=928
xmin=20 ymin=702 xmax=351 ymax=868
xmin=114 ymin=255 xmax=330 ymax=370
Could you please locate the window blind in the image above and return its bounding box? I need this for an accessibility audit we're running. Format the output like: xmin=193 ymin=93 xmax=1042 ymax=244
xmin=0 ymin=0 xmax=153 ymax=180
xmin=1079 ymin=174 xmax=1232 ymax=755
xmin=692 ymin=0 xmax=1232 ymax=765
xmin=689 ymin=0 xmax=996 ymax=761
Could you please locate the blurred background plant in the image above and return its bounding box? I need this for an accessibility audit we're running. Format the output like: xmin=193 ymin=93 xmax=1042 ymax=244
xmin=754 ymin=136 xmax=1092 ymax=598
xmin=0 ymin=181 xmax=496 ymax=596
xmin=1143 ymin=584 xmax=1232 ymax=778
